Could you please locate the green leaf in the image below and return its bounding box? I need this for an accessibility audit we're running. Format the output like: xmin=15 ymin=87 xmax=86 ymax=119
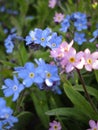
xmin=73 ymin=85 xmax=98 ymax=101
xmin=63 ymin=83 xmax=98 ymax=120
xmin=33 ymin=50 xmax=51 ymax=62
xmin=30 ymin=88 xmax=49 ymax=128
xmin=14 ymin=111 xmax=34 ymax=130
xmin=0 ymin=60 xmax=17 ymax=67
xmin=94 ymin=70 xmax=98 ymax=82
xmin=46 ymin=107 xmax=88 ymax=122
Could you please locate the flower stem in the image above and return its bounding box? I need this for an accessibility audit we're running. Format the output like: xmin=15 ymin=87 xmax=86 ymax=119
xmin=76 ymin=68 xmax=97 ymax=113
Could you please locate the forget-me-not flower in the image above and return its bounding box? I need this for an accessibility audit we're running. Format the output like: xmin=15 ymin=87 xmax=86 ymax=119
xmin=34 ymin=28 xmax=52 ymax=47
xmin=89 ymin=29 xmax=98 ymax=42
xmin=2 ymin=76 xmax=24 ymax=101
xmin=47 ymin=32 xmax=62 ymax=49
xmin=74 ymin=32 xmax=87 ymax=45
xmin=74 ymin=19 xmax=87 ymax=31
xmin=60 ymin=15 xmax=70 ymax=32
xmin=16 ymin=62 xmax=43 ymax=87
xmin=0 ymin=98 xmax=18 ymax=129
xmin=25 ymin=29 xmax=36 ymax=45
xmin=35 ymin=58 xmax=60 ymax=87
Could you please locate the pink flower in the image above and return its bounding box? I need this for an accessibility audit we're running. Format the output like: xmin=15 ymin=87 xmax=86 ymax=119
xmin=87 ymin=120 xmax=98 ymax=130
xmin=50 ymin=40 xmax=74 ymax=59
xmin=59 ymin=40 xmax=74 ymax=53
xmin=65 ymin=48 xmax=84 ymax=73
xmin=84 ymin=49 xmax=98 ymax=71
xmin=53 ymin=12 xmax=64 ymax=23
xmin=49 ymin=120 xmax=62 ymax=130
xmin=48 ymin=0 xmax=57 ymax=9
xmin=50 ymin=48 xmax=63 ymax=59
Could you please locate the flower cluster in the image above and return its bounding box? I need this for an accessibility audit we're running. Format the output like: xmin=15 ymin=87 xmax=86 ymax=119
xmin=60 ymin=12 xmax=88 ymax=45
xmin=0 ymin=98 xmax=18 ymax=129
xmin=25 ymin=27 xmax=62 ymax=49
xmin=2 ymin=58 xmax=61 ymax=102
xmin=15 ymin=58 xmax=61 ymax=94
xmin=50 ymin=40 xmax=98 ymax=73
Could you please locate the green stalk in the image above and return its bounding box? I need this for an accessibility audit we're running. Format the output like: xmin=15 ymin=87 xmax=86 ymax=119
xmin=76 ymin=68 xmax=97 ymax=113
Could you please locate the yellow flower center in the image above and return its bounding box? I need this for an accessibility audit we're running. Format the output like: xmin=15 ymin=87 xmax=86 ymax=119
xmin=94 ymin=128 xmax=97 ymax=130
xmin=69 ymin=57 xmax=75 ymax=63
xmin=53 ymin=125 xmax=58 ymax=130
xmin=29 ymin=72 xmax=35 ymax=78
xmin=46 ymin=72 xmax=51 ymax=78
xmin=87 ymin=58 xmax=92 ymax=64
xmin=41 ymin=37 xmax=45 ymax=42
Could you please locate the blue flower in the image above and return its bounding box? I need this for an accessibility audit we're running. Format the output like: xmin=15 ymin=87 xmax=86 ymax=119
xmin=51 ymin=81 xmax=62 ymax=94
xmin=2 ymin=76 xmax=24 ymax=101
xmin=47 ymin=32 xmax=62 ymax=49
xmin=0 ymin=98 xmax=18 ymax=129
xmin=44 ymin=64 xmax=60 ymax=86
xmin=74 ymin=19 xmax=87 ymax=31
xmin=4 ymin=33 xmax=24 ymax=54
xmin=74 ymin=32 xmax=86 ymax=45
xmin=34 ymin=28 xmax=52 ymax=47
xmin=60 ymin=15 xmax=70 ymax=32
xmin=89 ymin=29 xmax=98 ymax=42
xmin=35 ymin=59 xmax=60 ymax=87
xmin=17 ymin=62 xmax=43 ymax=87
xmin=4 ymin=34 xmax=15 ymax=53
xmin=25 ymin=30 xmax=36 ymax=45
xmin=4 ymin=39 xmax=14 ymax=53
xmin=71 ymin=12 xmax=86 ymax=21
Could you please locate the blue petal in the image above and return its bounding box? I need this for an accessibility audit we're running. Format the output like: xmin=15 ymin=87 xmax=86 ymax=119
xmin=4 ymin=79 xmax=14 ymax=87
xmin=23 ymin=78 xmax=33 ymax=87
xmin=12 ymin=92 xmax=19 ymax=101
xmin=3 ymin=88 xmax=13 ymax=97
xmin=24 ymin=62 xmax=34 ymax=70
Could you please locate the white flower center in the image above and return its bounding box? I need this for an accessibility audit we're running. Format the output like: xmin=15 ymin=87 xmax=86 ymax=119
xmin=13 ymin=85 xmax=18 ymax=91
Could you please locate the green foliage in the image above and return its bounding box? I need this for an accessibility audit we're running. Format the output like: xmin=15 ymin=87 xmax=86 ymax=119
xmin=14 ymin=111 xmax=34 ymax=130
xmin=30 ymin=87 xmax=49 ymax=128
xmin=0 ymin=0 xmax=98 ymax=129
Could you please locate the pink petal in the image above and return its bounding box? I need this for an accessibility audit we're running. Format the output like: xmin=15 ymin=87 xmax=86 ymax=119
xmin=89 ymin=120 xmax=96 ymax=128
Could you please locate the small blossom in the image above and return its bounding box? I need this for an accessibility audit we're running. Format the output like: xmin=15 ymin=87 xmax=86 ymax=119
xmin=53 ymin=12 xmax=64 ymax=23
xmin=84 ymin=48 xmax=98 ymax=71
xmin=47 ymin=32 xmax=62 ymax=49
xmin=74 ymin=32 xmax=86 ymax=45
xmin=60 ymin=15 xmax=70 ymax=32
xmin=89 ymin=29 xmax=98 ymax=42
xmin=16 ymin=62 xmax=44 ymax=87
xmin=87 ymin=120 xmax=98 ymax=130
xmin=48 ymin=0 xmax=57 ymax=8
xmin=4 ymin=33 xmax=24 ymax=53
xmin=49 ymin=120 xmax=62 ymax=130
xmin=2 ymin=76 xmax=24 ymax=101
xmin=25 ymin=30 xmax=36 ymax=45
xmin=34 ymin=28 xmax=52 ymax=47
xmin=0 ymin=98 xmax=18 ymax=129
xmin=74 ymin=19 xmax=87 ymax=31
